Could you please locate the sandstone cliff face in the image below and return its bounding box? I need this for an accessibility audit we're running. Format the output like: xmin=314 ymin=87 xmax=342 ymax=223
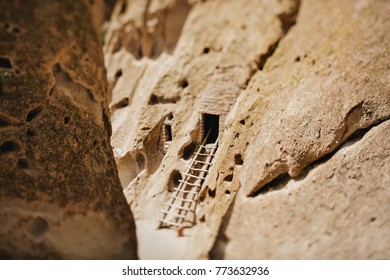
xmin=0 ymin=0 xmax=137 ymax=259
xmin=105 ymin=0 xmax=389 ymax=259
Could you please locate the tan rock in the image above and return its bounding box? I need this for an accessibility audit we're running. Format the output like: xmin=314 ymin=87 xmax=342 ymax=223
xmin=104 ymin=0 xmax=389 ymax=259
xmin=0 ymin=0 xmax=137 ymax=259
xmin=187 ymin=0 xmax=390 ymax=259
xmin=240 ymin=0 xmax=390 ymax=196
xmin=104 ymin=0 xmax=299 ymax=258
xmin=219 ymin=119 xmax=390 ymax=259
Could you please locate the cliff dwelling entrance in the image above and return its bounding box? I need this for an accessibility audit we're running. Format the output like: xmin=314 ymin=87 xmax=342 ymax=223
xmin=202 ymin=113 xmax=219 ymax=144
xmin=159 ymin=113 xmax=221 ymax=229
xmin=164 ymin=124 xmax=172 ymax=141
xmin=161 ymin=114 xmax=174 ymax=154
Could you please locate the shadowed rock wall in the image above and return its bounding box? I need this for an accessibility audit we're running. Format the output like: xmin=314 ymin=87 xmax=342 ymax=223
xmin=0 ymin=0 xmax=137 ymax=259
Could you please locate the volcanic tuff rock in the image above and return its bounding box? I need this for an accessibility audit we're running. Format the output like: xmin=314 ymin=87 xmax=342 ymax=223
xmin=219 ymin=119 xmax=390 ymax=259
xmin=0 ymin=0 xmax=137 ymax=259
xmin=105 ymin=0 xmax=389 ymax=259
xmin=104 ymin=0 xmax=299 ymax=221
xmin=191 ymin=0 xmax=390 ymax=259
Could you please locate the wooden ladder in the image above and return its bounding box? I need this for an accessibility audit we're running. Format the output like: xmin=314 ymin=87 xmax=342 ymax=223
xmin=158 ymin=135 xmax=219 ymax=228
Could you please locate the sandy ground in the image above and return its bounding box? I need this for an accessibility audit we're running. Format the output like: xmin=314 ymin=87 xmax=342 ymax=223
xmin=136 ymin=220 xmax=190 ymax=259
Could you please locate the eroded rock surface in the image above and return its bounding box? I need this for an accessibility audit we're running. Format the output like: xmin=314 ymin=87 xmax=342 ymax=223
xmin=218 ymin=120 xmax=390 ymax=259
xmin=0 ymin=0 xmax=137 ymax=259
xmin=104 ymin=0 xmax=298 ymax=221
xmin=240 ymin=0 xmax=390 ymax=196
xmin=105 ymin=0 xmax=389 ymax=259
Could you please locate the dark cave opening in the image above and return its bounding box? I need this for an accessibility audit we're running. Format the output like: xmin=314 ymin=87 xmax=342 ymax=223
xmin=164 ymin=124 xmax=172 ymax=141
xmin=202 ymin=113 xmax=219 ymax=144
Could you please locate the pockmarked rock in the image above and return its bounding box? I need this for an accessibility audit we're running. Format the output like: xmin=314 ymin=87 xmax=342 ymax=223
xmin=0 ymin=0 xmax=137 ymax=259
xmin=104 ymin=0 xmax=389 ymax=259
xmin=221 ymin=120 xmax=390 ymax=259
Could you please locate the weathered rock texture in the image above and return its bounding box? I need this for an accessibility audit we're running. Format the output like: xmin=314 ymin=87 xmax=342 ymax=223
xmin=104 ymin=0 xmax=300 ymax=220
xmin=219 ymin=120 xmax=390 ymax=259
xmin=105 ymin=0 xmax=389 ymax=259
xmin=0 ymin=0 xmax=137 ymax=259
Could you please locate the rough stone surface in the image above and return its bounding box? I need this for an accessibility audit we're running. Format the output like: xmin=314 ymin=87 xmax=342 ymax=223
xmin=0 ymin=0 xmax=137 ymax=259
xmin=219 ymin=120 xmax=390 ymax=259
xmin=103 ymin=0 xmax=298 ymax=217
xmin=105 ymin=0 xmax=388 ymax=259
xmin=240 ymin=0 xmax=390 ymax=196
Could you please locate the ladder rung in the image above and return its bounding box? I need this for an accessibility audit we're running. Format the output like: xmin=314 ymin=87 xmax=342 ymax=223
xmin=193 ymin=160 xmax=213 ymax=165
xmin=161 ymin=210 xmax=188 ymax=219
xmin=174 ymin=188 xmax=199 ymax=195
xmin=179 ymin=180 xmax=202 ymax=187
xmin=195 ymin=152 xmax=210 ymax=156
xmin=183 ymin=172 xmax=206 ymax=180
xmin=199 ymin=144 xmax=217 ymax=149
xmin=165 ymin=203 xmax=193 ymax=211
xmin=170 ymin=195 xmax=196 ymax=202
xmin=189 ymin=167 xmax=208 ymax=172
xmin=158 ymin=218 xmax=181 ymax=227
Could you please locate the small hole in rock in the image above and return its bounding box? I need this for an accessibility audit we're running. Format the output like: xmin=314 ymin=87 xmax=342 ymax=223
xmin=295 ymin=56 xmax=301 ymax=62
xmin=0 ymin=115 xmax=11 ymax=127
xmin=199 ymin=215 xmax=206 ymax=222
xmin=370 ymin=217 xmax=376 ymax=222
xmin=225 ymin=190 xmax=231 ymax=195
xmin=26 ymin=106 xmax=42 ymax=122
xmin=114 ymin=69 xmax=122 ymax=80
xmin=0 ymin=57 xmax=12 ymax=69
xmin=240 ymin=119 xmax=245 ymax=125
xmin=136 ymin=153 xmax=145 ymax=170
xmin=180 ymin=79 xmax=189 ymax=89
xmin=17 ymin=158 xmax=28 ymax=169
xmin=113 ymin=98 xmax=129 ymax=109
xmin=119 ymin=0 xmax=127 ymax=14
xmin=149 ymin=94 xmax=158 ymax=105
xmin=181 ymin=142 xmax=196 ymax=160
xmin=224 ymin=174 xmax=233 ymax=182
xmin=203 ymin=47 xmax=210 ymax=54
xmin=234 ymin=154 xmax=244 ymax=165
xmin=64 ymin=116 xmax=70 ymax=124
xmin=208 ymin=188 xmax=216 ymax=198
xmin=92 ymin=139 xmax=98 ymax=146
xmin=199 ymin=187 xmax=207 ymax=202
xmin=168 ymin=170 xmax=182 ymax=192
xmin=12 ymin=27 xmax=21 ymax=34
xmin=26 ymin=128 xmax=36 ymax=137
xmin=29 ymin=217 xmax=49 ymax=238
xmin=0 ymin=140 xmax=20 ymax=152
